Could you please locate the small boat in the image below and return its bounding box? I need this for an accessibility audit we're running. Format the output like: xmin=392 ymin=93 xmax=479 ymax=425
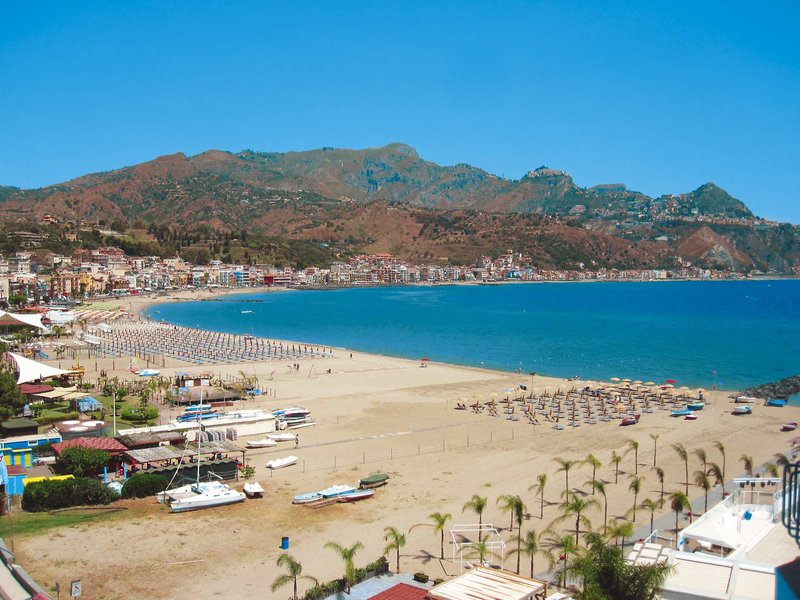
xmin=766 ymin=398 xmax=788 ymax=407
xmin=620 ymin=417 xmax=638 ymax=426
xmin=267 ymin=432 xmax=298 ymax=442
xmin=733 ymin=405 xmax=752 ymax=415
xmin=782 ymin=422 xmax=798 ymax=432
xmin=687 ymin=402 xmax=705 ymax=411
xmin=241 ymin=310 xmax=254 ymax=314
xmin=243 ymin=482 xmax=264 ymax=499
xmin=671 ymin=408 xmax=691 ymax=417
xmin=266 ymin=455 xmax=298 ymax=470
xmin=337 ymin=489 xmax=375 ymax=502
xmin=137 ymin=369 xmax=161 ymax=377
xmin=293 ymin=491 xmax=323 ymax=504
xmin=246 ymin=438 xmax=278 ymax=449
xmin=359 ymin=473 xmax=390 ymax=489
xmin=735 ymin=396 xmax=758 ymax=403
xmin=684 ymin=414 xmax=698 ymax=421
xmin=320 ymin=484 xmax=356 ymax=498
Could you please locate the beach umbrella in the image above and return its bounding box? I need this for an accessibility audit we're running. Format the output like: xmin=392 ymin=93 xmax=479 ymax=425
xmin=644 ymin=381 xmax=656 ymax=386
xmin=610 ymin=377 xmax=621 ymax=382
xmin=666 ymin=379 xmax=676 ymax=384
xmin=421 ymin=358 xmax=429 ymax=362
xmin=633 ymin=380 xmax=642 ymax=385
xmin=622 ymin=378 xmax=632 ymax=382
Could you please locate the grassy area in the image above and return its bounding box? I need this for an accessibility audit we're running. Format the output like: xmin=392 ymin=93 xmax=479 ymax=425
xmin=0 ymin=507 xmax=126 ymax=538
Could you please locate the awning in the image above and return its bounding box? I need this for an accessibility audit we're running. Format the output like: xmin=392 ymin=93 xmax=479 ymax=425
xmin=0 ymin=310 xmax=47 ymax=330
xmin=8 ymin=352 xmax=72 ymax=384
xmin=35 ymin=389 xmax=73 ymax=400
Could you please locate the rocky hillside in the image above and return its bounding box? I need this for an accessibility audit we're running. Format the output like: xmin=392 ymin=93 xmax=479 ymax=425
xmin=0 ymin=144 xmax=796 ymax=272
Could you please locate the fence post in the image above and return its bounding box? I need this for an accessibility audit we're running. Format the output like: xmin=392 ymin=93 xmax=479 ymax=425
xmin=467 ymin=436 xmax=469 ymax=448
xmin=390 ymin=448 xmax=393 ymax=460
xmin=490 ymin=432 xmax=493 ymax=443
xmin=442 ymin=440 xmax=445 ymax=452
xmin=334 ymin=456 xmax=336 ymax=468
xmin=363 ymin=452 xmax=365 ymax=464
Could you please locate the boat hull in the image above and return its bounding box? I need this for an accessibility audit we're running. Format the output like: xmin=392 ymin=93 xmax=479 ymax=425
xmin=732 ymin=406 xmax=752 ymax=415
xmin=266 ymin=455 xmax=299 ymax=469
xmin=337 ymin=489 xmax=375 ymax=502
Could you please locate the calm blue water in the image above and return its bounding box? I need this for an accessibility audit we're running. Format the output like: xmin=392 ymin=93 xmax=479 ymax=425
xmin=144 ymin=280 xmax=800 ymax=391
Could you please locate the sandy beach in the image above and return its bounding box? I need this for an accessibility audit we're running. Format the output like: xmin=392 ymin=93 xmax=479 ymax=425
xmin=10 ymin=291 xmax=799 ymax=599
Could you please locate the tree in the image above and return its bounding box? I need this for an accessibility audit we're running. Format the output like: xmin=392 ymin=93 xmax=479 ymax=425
xmin=556 ymin=492 xmax=598 ymax=544
xmin=0 ymin=370 xmax=25 ymax=421
xmin=324 ymin=541 xmax=364 ymax=594
xmin=462 ymin=494 xmax=488 ymax=529
xmin=714 ymin=440 xmax=726 ymax=483
xmin=610 ymin=451 xmax=622 ymax=484
xmin=694 ymin=470 xmax=712 ymax=513
xmin=650 ymin=433 xmax=660 ymax=467
xmin=497 ymin=494 xmax=526 ymax=533
xmin=530 ymin=473 xmax=547 ymax=519
xmin=57 ymin=446 xmax=110 ymax=477
xmin=628 ymin=475 xmax=644 ymax=521
xmin=668 ymin=491 xmax=690 ymax=536
xmin=652 ymin=466 xmax=665 ymax=504
xmin=588 ymin=480 xmax=609 ymax=529
xmin=707 ymin=462 xmax=726 ymax=497
xmin=765 ymin=463 xmax=779 ymax=478
xmin=603 ymin=520 xmax=634 ymax=549
xmin=507 ymin=529 xmax=542 ymax=578
xmin=555 ymin=458 xmax=576 ymax=497
xmin=584 ymin=454 xmax=602 ymax=494
xmin=271 ymin=554 xmax=318 ymax=600
xmin=740 ymin=454 xmax=754 ymax=477
xmin=672 ymin=443 xmax=689 ymax=495
xmin=571 ymin=533 xmax=672 ymax=600
xmin=383 ymin=526 xmax=406 ymax=574
xmin=429 ymin=511 xmax=452 ymax=559
xmin=542 ymin=530 xmax=579 ymax=588
xmin=460 ymin=534 xmax=500 ymax=565
xmin=694 ymin=448 xmax=708 ymax=476
xmin=640 ymin=497 xmax=661 ymax=535
xmin=774 ymin=452 xmax=791 ymax=469
xmin=627 ymin=439 xmax=640 ymax=475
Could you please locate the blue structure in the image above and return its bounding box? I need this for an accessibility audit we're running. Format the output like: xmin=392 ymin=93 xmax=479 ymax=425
xmin=0 ymin=432 xmax=62 ymax=468
xmin=77 ymin=396 xmax=103 ymax=413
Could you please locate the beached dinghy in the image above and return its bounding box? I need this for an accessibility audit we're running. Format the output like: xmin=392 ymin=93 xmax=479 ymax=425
xmin=687 ymin=402 xmax=705 ymax=411
xmin=359 ymin=473 xmax=390 ymax=489
xmin=671 ymin=408 xmax=691 ymax=417
xmin=684 ymin=413 xmax=698 ymax=421
xmin=733 ymin=405 xmax=752 ymax=415
xmin=337 ymin=489 xmax=375 ymax=502
xmin=766 ymin=398 xmax=788 ymax=407
xmin=246 ymin=438 xmax=278 ymax=448
xmin=782 ymin=422 xmax=798 ymax=432
xmin=266 ymin=455 xmax=298 ymax=470
xmin=267 ymin=432 xmax=298 ymax=442
xmin=735 ymin=396 xmax=757 ymax=403
xmin=243 ymin=482 xmax=264 ymax=498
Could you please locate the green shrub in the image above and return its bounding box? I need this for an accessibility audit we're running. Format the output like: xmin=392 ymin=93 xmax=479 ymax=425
xmin=35 ymin=411 xmax=80 ymax=426
xmin=57 ymin=447 xmax=110 ymax=477
xmin=413 ymin=573 xmax=429 ymax=583
xmin=121 ymin=473 xmax=169 ymax=499
xmin=22 ymin=477 xmax=116 ymax=512
xmin=302 ymin=556 xmax=388 ymax=600
xmin=120 ymin=407 xmax=158 ymax=421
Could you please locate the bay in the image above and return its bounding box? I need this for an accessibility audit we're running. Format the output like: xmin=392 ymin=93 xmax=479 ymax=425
xmin=145 ymin=279 xmax=800 ymax=391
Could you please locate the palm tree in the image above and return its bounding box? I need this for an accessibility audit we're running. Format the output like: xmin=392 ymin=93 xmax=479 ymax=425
xmin=542 ymin=530 xmax=579 ymax=588
xmin=383 ymin=527 xmax=406 ymax=573
xmin=774 ymin=452 xmax=791 ymax=468
xmin=650 ymin=433 xmax=660 ymax=467
xmin=497 ymin=494 xmax=525 ymax=532
xmin=694 ymin=448 xmax=708 ymax=475
xmin=554 ymin=458 xmax=576 ymax=497
xmin=707 ymin=462 xmax=726 ymax=497
xmin=324 ymin=541 xmax=364 ymax=594
xmin=626 ymin=439 xmax=640 ymax=475
xmin=740 ymin=454 xmax=754 ymax=477
xmin=610 ymin=450 xmax=622 ymax=484
xmin=693 ymin=470 xmax=712 ymax=513
xmin=460 ymin=534 xmax=500 ymax=565
xmin=628 ymin=475 xmax=644 ymax=521
xmin=270 ymin=554 xmax=318 ymax=600
xmin=462 ymin=494 xmax=488 ymax=529
xmin=668 ymin=491 xmax=690 ymax=537
xmin=652 ymin=466 xmax=666 ymax=503
xmin=765 ymin=463 xmax=779 ymax=478
xmin=673 ymin=443 xmax=689 ymax=495
xmin=556 ymin=492 xmax=598 ymax=544
xmin=529 ymin=473 xmax=547 ymax=519
xmin=507 ymin=529 xmax=541 ymax=578
xmin=714 ymin=440 xmax=726 ymax=482
xmin=588 ymin=480 xmax=609 ymax=529
xmin=429 ymin=511 xmax=452 ymax=559
xmin=603 ymin=520 xmax=634 ymax=549
xmin=640 ymin=497 xmax=661 ymax=534
xmin=584 ymin=454 xmax=602 ymax=493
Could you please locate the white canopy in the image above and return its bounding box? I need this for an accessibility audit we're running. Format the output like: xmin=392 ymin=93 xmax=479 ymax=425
xmin=0 ymin=310 xmax=47 ymax=330
xmin=8 ymin=352 xmax=71 ymax=384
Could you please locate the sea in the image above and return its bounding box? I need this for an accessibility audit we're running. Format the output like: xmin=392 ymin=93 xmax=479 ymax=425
xmin=144 ymin=279 xmax=800 ymax=393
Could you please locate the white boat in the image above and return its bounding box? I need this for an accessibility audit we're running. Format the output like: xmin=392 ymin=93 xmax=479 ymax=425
xmin=157 ymin=413 xmax=246 ymax=512
xmin=246 ymin=438 xmax=278 ymax=448
xmin=735 ymin=396 xmax=758 ymax=403
xmin=266 ymin=455 xmax=298 ymax=470
xmin=267 ymin=432 xmax=297 ymax=442
xmin=320 ymin=484 xmax=356 ymax=498
xmin=733 ymin=405 xmax=753 ymax=415
xmin=243 ymin=482 xmax=264 ymax=499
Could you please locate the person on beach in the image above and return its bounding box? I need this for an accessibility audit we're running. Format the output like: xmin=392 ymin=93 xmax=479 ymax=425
xmin=295 ymin=435 xmax=299 ymax=448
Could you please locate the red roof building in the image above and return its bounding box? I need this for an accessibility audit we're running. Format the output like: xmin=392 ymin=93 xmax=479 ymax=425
xmin=52 ymin=437 xmax=127 ymax=456
xmin=370 ymin=583 xmax=429 ymax=600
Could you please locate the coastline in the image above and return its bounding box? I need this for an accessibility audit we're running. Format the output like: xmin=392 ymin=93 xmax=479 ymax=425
xmin=16 ymin=292 xmax=800 ymax=598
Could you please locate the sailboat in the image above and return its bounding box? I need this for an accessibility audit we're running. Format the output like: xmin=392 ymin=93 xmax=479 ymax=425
xmin=158 ymin=414 xmax=246 ymax=512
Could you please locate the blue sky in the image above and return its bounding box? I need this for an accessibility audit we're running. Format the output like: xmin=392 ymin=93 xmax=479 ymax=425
xmin=1 ymin=1 xmax=798 ymax=222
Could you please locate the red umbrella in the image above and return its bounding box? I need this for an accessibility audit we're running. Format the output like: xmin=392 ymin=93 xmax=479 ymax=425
xmin=666 ymin=379 xmax=676 ymax=384
xmin=421 ymin=358 xmax=430 ymax=362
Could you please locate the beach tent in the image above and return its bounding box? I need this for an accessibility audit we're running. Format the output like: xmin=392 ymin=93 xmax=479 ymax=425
xmin=0 ymin=310 xmax=47 ymax=330
xmin=8 ymin=352 xmax=71 ymax=384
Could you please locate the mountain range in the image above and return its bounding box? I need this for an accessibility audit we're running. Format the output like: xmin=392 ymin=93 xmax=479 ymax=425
xmin=0 ymin=144 xmax=797 ymax=273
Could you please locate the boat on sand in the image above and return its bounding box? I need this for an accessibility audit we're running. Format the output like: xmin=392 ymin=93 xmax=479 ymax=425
xmin=733 ymin=405 xmax=752 ymax=415
xmin=359 ymin=473 xmax=390 ymax=489
xmin=782 ymin=422 xmax=797 ymax=432
xmin=246 ymin=438 xmax=278 ymax=448
xmin=243 ymin=482 xmax=264 ymax=498
xmin=337 ymin=489 xmax=375 ymax=502
xmin=766 ymin=398 xmax=788 ymax=407
xmin=266 ymin=455 xmax=298 ymax=470
xmin=267 ymin=432 xmax=297 ymax=442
